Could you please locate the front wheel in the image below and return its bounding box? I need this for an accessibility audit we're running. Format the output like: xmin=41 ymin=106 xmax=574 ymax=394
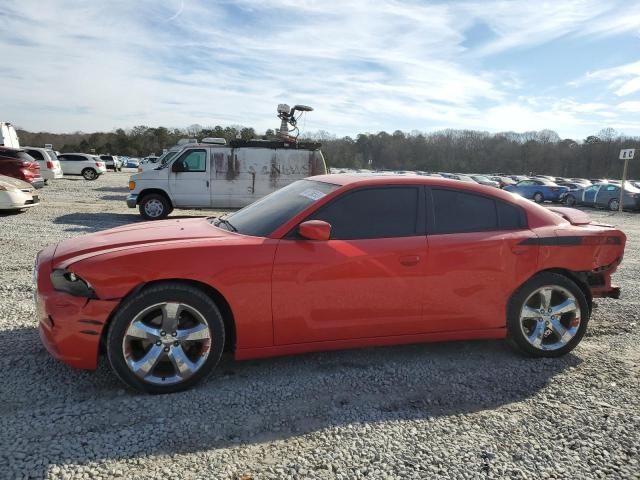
xmin=533 ymin=192 xmax=544 ymax=203
xmin=507 ymin=272 xmax=589 ymax=357
xmin=106 ymin=283 xmax=226 ymax=394
xmin=565 ymin=195 xmax=576 ymax=206
xmin=139 ymin=193 xmax=170 ymax=220
xmin=82 ymin=168 xmax=98 ymax=180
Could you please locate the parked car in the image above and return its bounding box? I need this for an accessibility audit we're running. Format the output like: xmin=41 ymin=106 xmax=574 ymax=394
xmin=489 ymin=176 xmax=516 ymax=188
xmin=126 ymin=158 xmax=140 ymax=168
xmin=57 ymin=153 xmax=107 ymax=180
xmin=446 ymin=174 xmax=477 ymax=183
xmin=503 ymin=178 xmax=568 ymax=203
xmin=0 ymin=174 xmax=39 ymax=211
xmin=0 ymin=147 xmax=44 ymax=188
xmin=534 ymin=175 xmax=557 ymax=182
xmin=138 ymin=156 xmax=160 ymax=172
xmin=23 ymin=147 xmax=63 ymax=182
xmin=562 ymin=182 xmax=640 ymax=211
xmin=99 ymin=155 xmax=122 ymax=171
xmin=36 ymin=175 xmax=626 ymax=393
xmin=127 ymin=138 xmax=327 ymax=219
xmin=556 ymin=181 xmax=586 ymax=191
xmin=0 ymin=122 xmax=20 ymax=148
xmin=470 ymin=175 xmax=499 ymax=187
xmin=570 ymin=178 xmax=592 ymax=185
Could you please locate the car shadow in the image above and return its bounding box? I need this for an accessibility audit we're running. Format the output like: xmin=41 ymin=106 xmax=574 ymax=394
xmin=0 ymin=326 xmax=581 ymax=478
xmin=100 ymin=194 xmax=127 ymax=201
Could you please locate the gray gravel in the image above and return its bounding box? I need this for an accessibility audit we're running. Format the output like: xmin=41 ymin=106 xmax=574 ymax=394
xmin=0 ymin=172 xmax=639 ymax=480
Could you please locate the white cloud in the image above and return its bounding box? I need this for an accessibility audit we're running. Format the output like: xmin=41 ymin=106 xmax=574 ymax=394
xmin=0 ymin=0 xmax=638 ymax=138
xmin=585 ymin=60 xmax=640 ymax=96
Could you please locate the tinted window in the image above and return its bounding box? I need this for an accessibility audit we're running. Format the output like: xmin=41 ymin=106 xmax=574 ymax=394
xmin=605 ymin=185 xmax=619 ymax=192
xmin=26 ymin=149 xmax=44 ymax=160
xmin=496 ymin=200 xmax=527 ymax=229
xmin=17 ymin=151 xmax=37 ymax=163
xmin=432 ymin=189 xmax=497 ymax=233
xmin=309 ymin=187 xmax=419 ymax=240
xmin=177 ymin=150 xmax=206 ymax=172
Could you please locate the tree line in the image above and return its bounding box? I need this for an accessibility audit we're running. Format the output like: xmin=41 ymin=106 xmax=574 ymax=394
xmin=17 ymin=125 xmax=640 ymax=179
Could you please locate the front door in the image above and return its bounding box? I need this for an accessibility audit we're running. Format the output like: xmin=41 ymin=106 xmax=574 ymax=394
xmin=272 ymin=185 xmax=428 ymax=344
xmin=169 ymin=148 xmax=210 ymax=207
xmin=583 ymin=185 xmax=600 ymax=205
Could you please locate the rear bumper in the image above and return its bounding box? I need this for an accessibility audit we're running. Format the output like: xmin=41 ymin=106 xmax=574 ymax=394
xmin=35 ymin=246 xmax=119 ymax=370
xmin=126 ymin=193 xmax=138 ymax=208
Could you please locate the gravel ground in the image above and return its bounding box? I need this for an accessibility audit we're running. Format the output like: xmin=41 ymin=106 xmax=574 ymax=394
xmin=0 ymin=172 xmax=639 ymax=480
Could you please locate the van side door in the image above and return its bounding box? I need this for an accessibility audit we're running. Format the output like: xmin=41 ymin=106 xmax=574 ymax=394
xmin=169 ymin=148 xmax=210 ymax=207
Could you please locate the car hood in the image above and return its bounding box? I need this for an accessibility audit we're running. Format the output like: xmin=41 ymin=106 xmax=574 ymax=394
xmin=53 ymin=217 xmax=232 ymax=267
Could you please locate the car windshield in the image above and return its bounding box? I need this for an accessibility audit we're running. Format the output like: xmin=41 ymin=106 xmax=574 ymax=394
xmin=210 ymin=179 xmax=339 ymax=237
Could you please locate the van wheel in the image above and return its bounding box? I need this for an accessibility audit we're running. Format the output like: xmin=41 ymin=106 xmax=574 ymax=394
xmin=82 ymin=168 xmax=98 ymax=180
xmin=507 ymin=272 xmax=589 ymax=357
xmin=139 ymin=193 xmax=170 ymax=220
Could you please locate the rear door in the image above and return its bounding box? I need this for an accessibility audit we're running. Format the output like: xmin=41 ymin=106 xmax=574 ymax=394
xmin=272 ymin=185 xmax=428 ymax=344
xmin=58 ymin=154 xmax=83 ymax=175
xmin=424 ymin=188 xmax=538 ymax=332
xmin=169 ymin=148 xmax=210 ymax=207
xmin=596 ymin=185 xmax=617 ymax=208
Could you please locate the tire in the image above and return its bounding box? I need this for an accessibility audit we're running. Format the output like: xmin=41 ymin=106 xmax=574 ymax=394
xmin=106 ymin=282 xmax=225 ymax=394
xmin=507 ymin=272 xmax=589 ymax=357
xmin=82 ymin=168 xmax=98 ymax=180
xmin=139 ymin=193 xmax=170 ymax=220
xmin=565 ymin=195 xmax=576 ymax=207
xmin=533 ymin=192 xmax=544 ymax=203
xmin=608 ymin=198 xmax=620 ymax=211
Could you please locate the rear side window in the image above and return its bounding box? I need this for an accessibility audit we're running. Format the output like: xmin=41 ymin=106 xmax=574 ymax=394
xmin=309 ymin=187 xmax=419 ymax=240
xmin=17 ymin=151 xmax=37 ymax=162
xmin=26 ymin=149 xmax=44 ymax=160
xmin=431 ymin=189 xmax=526 ymax=234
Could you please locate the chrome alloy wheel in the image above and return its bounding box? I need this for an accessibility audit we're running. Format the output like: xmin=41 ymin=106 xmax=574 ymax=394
xmin=519 ymin=286 xmax=581 ymax=351
xmin=144 ymin=198 xmax=164 ymax=218
xmin=122 ymin=302 xmax=212 ymax=385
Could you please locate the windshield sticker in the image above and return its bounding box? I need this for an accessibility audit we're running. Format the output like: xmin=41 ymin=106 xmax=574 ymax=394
xmin=299 ymin=188 xmax=326 ymax=201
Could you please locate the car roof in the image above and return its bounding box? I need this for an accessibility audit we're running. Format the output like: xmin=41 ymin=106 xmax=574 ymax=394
xmin=310 ymin=174 xmax=527 ymax=203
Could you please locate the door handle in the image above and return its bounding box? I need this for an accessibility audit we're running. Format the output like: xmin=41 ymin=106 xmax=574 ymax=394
xmin=399 ymin=255 xmax=420 ymax=266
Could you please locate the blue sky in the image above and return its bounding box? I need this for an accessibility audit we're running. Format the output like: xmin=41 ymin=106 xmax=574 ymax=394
xmin=1 ymin=0 xmax=639 ymax=139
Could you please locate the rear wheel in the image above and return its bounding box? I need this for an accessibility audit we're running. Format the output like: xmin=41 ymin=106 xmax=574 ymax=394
xmin=565 ymin=194 xmax=576 ymax=206
xmin=139 ymin=193 xmax=170 ymax=220
xmin=533 ymin=192 xmax=544 ymax=203
xmin=106 ymin=283 xmax=225 ymax=394
xmin=507 ymin=272 xmax=589 ymax=357
xmin=82 ymin=168 xmax=98 ymax=180
xmin=608 ymin=198 xmax=620 ymax=211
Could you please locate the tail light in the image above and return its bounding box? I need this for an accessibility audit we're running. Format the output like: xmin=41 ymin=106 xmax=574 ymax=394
xmin=95 ymin=162 xmax=105 ymax=168
xmin=46 ymin=160 xmax=54 ymax=169
xmin=581 ymin=236 xmax=622 ymax=246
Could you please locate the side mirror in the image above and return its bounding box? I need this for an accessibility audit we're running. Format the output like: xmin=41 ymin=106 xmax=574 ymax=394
xmin=172 ymin=161 xmax=186 ymax=172
xmin=298 ymin=220 xmax=331 ymax=241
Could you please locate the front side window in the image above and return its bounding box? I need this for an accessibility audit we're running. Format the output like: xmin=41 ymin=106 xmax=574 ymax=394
xmin=431 ymin=189 xmax=526 ymax=234
xmin=177 ymin=150 xmax=206 ymax=172
xmin=308 ymin=187 xmax=420 ymax=240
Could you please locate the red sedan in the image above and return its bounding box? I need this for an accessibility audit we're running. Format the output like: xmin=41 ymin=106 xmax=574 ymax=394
xmin=36 ymin=175 xmax=626 ymax=393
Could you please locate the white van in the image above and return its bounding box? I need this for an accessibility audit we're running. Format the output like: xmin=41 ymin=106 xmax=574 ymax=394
xmin=127 ymin=138 xmax=327 ymax=219
xmin=0 ymin=123 xmax=20 ymax=148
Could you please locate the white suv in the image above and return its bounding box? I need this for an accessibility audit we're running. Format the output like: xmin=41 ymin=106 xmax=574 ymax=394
xmin=57 ymin=153 xmax=107 ymax=180
xmin=23 ymin=147 xmax=63 ymax=182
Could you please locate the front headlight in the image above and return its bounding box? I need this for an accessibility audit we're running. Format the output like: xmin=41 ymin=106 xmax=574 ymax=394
xmin=50 ymin=270 xmax=96 ymax=298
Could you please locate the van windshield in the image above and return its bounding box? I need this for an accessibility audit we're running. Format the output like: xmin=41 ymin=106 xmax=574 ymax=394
xmin=209 ymin=179 xmax=339 ymax=237
xmin=159 ymin=151 xmax=178 ymax=168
